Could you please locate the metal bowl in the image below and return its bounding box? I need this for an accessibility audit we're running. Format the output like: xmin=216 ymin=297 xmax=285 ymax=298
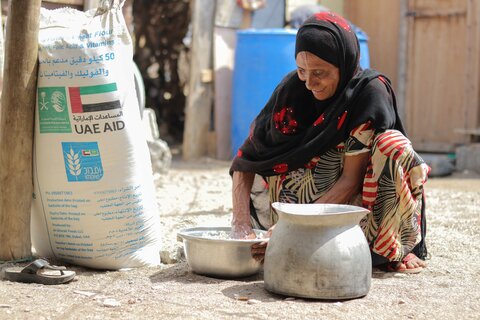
xmin=177 ymin=227 xmax=267 ymax=279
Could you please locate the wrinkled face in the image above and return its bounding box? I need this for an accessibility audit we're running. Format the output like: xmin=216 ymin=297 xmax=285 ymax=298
xmin=296 ymin=51 xmax=340 ymax=101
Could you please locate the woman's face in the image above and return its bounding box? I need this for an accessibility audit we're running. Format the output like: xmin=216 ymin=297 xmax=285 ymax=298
xmin=296 ymin=51 xmax=340 ymax=101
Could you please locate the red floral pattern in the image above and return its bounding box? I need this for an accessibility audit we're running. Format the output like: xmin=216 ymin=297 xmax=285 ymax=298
xmin=273 ymin=163 xmax=288 ymax=174
xmin=304 ymin=156 xmax=320 ymax=169
xmin=314 ymin=12 xmax=352 ymax=32
xmin=273 ymin=106 xmax=298 ymax=135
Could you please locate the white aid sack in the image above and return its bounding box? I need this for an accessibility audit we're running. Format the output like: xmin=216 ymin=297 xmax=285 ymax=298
xmin=31 ymin=0 xmax=161 ymax=269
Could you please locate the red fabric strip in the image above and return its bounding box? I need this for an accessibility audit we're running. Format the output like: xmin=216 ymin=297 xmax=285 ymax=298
xmin=337 ymin=111 xmax=347 ymax=130
xmin=362 ymin=191 xmax=377 ymax=198
xmin=313 ymin=113 xmax=325 ymax=127
xmin=363 ymin=181 xmax=377 ymax=188
xmin=392 ymin=147 xmax=405 ymax=161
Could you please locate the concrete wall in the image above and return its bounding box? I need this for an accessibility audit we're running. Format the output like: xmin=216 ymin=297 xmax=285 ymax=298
xmin=286 ymin=0 xmax=344 ymax=20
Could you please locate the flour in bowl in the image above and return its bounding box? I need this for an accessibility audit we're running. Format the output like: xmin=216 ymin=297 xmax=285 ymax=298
xmin=200 ymin=230 xmax=265 ymax=240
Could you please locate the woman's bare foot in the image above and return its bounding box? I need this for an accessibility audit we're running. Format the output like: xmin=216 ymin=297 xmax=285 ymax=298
xmin=387 ymin=253 xmax=427 ymax=274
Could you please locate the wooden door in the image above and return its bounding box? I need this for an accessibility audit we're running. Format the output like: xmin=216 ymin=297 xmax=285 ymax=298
xmin=344 ymin=0 xmax=401 ymax=90
xmin=404 ymin=0 xmax=480 ymax=151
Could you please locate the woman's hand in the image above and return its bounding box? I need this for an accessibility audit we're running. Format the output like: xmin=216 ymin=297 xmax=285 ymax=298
xmin=231 ymin=171 xmax=256 ymax=239
xmin=230 ymin=222 xmax=256 ymax=239
xmin=251 ymin=224 xmax=275 ymax=262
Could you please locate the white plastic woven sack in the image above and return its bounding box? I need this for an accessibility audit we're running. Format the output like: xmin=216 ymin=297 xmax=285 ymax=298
xmin=31 ymin=0 xmax=161 ymax=269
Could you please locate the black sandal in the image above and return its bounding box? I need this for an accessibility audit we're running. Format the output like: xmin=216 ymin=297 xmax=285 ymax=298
xmin=3 ymin=258 xmax=76 ymax=285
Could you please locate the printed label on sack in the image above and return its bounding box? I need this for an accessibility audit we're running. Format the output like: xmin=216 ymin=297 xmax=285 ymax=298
xmin=42 ymin=184 xmax=149 ymax=261
xmin=38 ymin=87 xmax=72 ymax=133
xmin=61 ymin=142 xmax=103 ymax=182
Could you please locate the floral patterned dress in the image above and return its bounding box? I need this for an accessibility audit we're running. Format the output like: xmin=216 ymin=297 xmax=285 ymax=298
xmin=250 ymin=124 xmax=430 ymax=262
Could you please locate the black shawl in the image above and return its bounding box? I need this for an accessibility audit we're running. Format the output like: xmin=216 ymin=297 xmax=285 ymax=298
xmin=230 ymin=12 xmax=405 ymax=177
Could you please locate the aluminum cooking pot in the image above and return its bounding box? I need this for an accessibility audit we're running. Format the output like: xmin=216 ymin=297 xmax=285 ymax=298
xmin=178 ymin=227 xmax=268 ymax=278
xmin=264 ymin=203 xmax=371 ymax=300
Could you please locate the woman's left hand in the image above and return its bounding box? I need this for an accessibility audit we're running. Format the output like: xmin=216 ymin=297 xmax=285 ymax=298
xmin=251 ymin=225 xmax=275 ymax=262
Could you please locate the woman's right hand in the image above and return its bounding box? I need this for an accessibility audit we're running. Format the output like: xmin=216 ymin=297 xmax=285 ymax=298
xmin=230 ymin=222 xmax=256 ymax=239
xmin=231 ymin=171 xmax=256 ymax=239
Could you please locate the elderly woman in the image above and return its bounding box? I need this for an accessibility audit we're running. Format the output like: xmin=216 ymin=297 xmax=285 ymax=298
xmin=230 ymin=12 xmax=429 ymax=273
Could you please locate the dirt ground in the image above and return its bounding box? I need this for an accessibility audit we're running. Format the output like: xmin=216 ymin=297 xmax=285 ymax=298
xmin=1 ymin=156 xmax=479 ymax=320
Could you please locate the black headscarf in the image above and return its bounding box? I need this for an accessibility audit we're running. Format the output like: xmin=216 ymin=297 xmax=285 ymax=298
xmin=230 ymin=12 xmax=405 ymax=177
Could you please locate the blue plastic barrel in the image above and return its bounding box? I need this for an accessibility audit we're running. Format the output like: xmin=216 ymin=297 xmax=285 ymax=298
xmin=231 ymin=29 xmax=297 ymax=156
xmin=231 ymin=28 xmax=370 ymax=156
xmin=352 ymin=26 xmax=370 ymax=70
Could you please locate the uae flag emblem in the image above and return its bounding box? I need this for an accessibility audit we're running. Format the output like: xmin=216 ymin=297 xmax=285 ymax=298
xmin=68 ymin=83 xmax=121 ymax=113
